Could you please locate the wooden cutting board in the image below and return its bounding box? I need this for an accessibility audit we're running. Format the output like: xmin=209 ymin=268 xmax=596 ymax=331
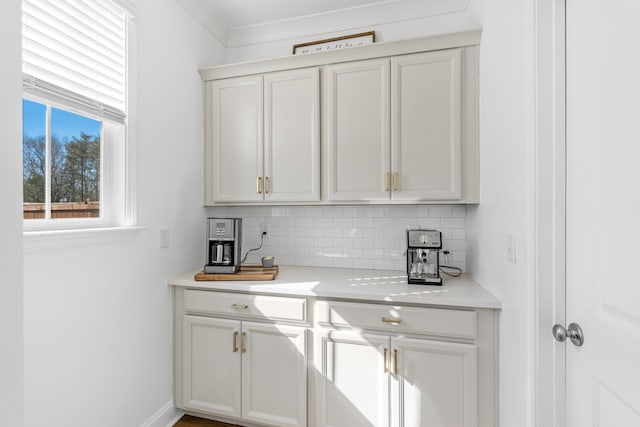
xmin=194 ymin=265 xmax=278 ymax=281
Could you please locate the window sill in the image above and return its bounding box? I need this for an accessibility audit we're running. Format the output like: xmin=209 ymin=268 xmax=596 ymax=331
xmin=23 ymin=226 xmax=146 ymax=253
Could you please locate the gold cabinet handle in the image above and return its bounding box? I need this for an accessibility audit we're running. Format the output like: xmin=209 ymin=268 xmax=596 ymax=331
xmin=393 ymin=171 xmax=398 ymax=191
xmin=231 ymin=304 xmax=248 ymax=310
xmin=384 ymin=348 xmax=389 ymax=373
xmin=241 ymin=332 xmax=247 ymax=353
xmin=257 ymin=176 xmax=262 ymax=194
xmin=232 ymin=331 xmax=239 ymax=353
xmin=385 ymin=172 xmax=390 ymax=192
xmin=381 ymin=316 xmax=401 ymax=324
xmin=394 ymin=349 xmax=398 ymax=374
xmin=264 ymin=176 xmax=269 ymax=194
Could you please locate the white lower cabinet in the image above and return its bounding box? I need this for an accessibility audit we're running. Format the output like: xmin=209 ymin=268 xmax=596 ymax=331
xmin=314 ymin=330 xmax=477 ymax=427
xmin=241 ymin=321 xmax=307 ymax=427
xmin=391 ymin=337 xmax=477 ymax=427
xmin=175 ymin=287 xmax=497 ymax=427
xmin=183 ymin=316 xmax=242 ymax=417
xmin=178 ymin=290 xmax=308 ymax=427
xmin=314 ymin=331 xmax=390 ymax=427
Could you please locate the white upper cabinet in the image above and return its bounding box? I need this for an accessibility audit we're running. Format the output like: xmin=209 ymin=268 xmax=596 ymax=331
xmin=205 ymin=68 xmax=320 ymax=204
xmin=264 ymin=69 xmax=320 ymax=202
xmin=207 ymin=75 xmax=264 ymax=203
xmin=325 ymin=48 xmax=472 ymax=203
xmin=324 ymin=59 xmax=391 ymax=201
xmin=391 ymin=49 xmax=462 ymax=201
xmin=201 ymin=32 xmax=480 ymax=205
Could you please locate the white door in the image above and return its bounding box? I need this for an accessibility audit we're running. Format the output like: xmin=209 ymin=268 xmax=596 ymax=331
xmin=241 ymin=322 xmax=307 ymax=427
xmin=207 ymin=75 xmax=263 ymax=203
xmin=264 ymin=68 xmax=320 ymax=202
xmin=566 ymin=1 xmax=640 ymax=425
xmin=315 ymin=330 xmax=390 ymax=427
xmin=182 ymin=316 xmax=241 ymax=417
xmin=391 ymin=49 xmax=462 ymax=201
xmin=324 ymin=58 xmax=391 ymax=202
xmin=391 ymin=337 xmax=477 ymax=427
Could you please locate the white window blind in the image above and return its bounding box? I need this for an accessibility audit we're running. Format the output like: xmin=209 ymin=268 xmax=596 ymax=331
xmin=22 ymin=0 xmax=127 ymax=122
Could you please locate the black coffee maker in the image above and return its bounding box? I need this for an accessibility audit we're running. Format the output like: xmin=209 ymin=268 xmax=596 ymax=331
xmin=407 ymin=229 xmax=442 ymax=285
xmin=205 ymin=218 xmax=242 ymax=274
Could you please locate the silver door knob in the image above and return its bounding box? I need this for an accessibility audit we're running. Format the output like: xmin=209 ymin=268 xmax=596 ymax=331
xmin=552 ymin=322 xmax=584 ymax=347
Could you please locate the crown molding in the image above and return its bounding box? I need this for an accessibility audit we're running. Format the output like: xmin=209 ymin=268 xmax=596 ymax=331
xmin=178 ymin=0 xmax=469 ymax=48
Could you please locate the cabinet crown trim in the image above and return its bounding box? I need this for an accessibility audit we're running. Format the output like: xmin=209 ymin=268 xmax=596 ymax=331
xmin=199 ymin=30 xmax=482 ymax=81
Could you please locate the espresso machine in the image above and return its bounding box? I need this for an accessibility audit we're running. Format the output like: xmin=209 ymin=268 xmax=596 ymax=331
xmin=204 ymin=218 xmax=242 ymax=274
xmin=407 ymin=229 xmax=442 ymax=285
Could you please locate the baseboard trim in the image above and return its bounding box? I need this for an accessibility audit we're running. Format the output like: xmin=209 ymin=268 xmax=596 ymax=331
xmin=140 ymin=401 xmax=184 ymax=427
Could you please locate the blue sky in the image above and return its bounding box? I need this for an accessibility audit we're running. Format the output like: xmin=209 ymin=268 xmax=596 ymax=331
xmin=22 ymin=99 xmax=101 ymax=143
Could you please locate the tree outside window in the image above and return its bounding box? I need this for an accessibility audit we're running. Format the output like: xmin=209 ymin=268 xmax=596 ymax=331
xmin=22 ymin=99 xmax=102 ymax=219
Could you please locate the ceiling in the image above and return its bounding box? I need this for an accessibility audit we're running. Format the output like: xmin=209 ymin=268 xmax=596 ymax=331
xmin=177 ymin=0 xmax=470 ymax=48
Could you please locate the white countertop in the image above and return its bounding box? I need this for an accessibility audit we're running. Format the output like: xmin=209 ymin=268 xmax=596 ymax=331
xmin=168 ymin=266 xmax=501 ymax=310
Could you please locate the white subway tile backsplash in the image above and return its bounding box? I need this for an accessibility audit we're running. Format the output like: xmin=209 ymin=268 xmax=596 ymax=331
xmin=324 ymin=228 xmax=344 ymax=238
xmin=344 ymin=228 xmax=363 ymax=238
xmin=323 ymin=207 xmax=343 ymax=217
xmin=428 ymin=206 xmax=452 ymax=217
xmin=295 ymin=217 xmax=314 ymax=227
xmin=211 ymin=205 xmax=467 ymax=272
xmin=332 ymin=218 xmax=353 ymax=228
xmin=295 ymin=237 xmax=314 ymax=247
xmin=314 ymin=237 xmax=333 ymax=247
xmin=452 ymin=206 xmax=466 ymax=217
xmin=364 ymin=207 xmax=384 ymax=217
xmin=332 ymin=238 xmax=352 ymax=248
xmin=452 ymin=229 xmax=466 ymax=239
xmin=353 ymin=238 xmax=376 ymax=249
xmin=353 ymin=218 xmax=374 ymax=228
xmin=364 ymin=228 xmax=384 ymax=239
xmin=441 ymin=217 xmax=465 ymax=229
xmin=305 ymin=228 xmax=323 ymax=238
xmin=313 ymin=217 xmax=333 ymax=227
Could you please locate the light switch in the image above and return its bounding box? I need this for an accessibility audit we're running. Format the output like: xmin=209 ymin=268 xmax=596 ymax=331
xmin=160 ymin=227 xmax=169 ymax=248
xmin=506 ymin=234 xmax=516 ymax=263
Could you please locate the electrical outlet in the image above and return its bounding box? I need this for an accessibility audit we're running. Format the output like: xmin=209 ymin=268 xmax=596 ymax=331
xmin=160 ymin=227 xmax=170 ymax=248
xmin=260 ymin=223 xmax=270 ymax=239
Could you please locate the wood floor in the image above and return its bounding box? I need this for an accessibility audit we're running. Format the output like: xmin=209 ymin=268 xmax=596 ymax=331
xmin=172 ymin=414 xmax=239 ymax=427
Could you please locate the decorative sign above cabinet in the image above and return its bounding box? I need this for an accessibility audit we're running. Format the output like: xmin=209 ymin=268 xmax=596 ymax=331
xmin=292 ymin=31 xmax=376 ymax=55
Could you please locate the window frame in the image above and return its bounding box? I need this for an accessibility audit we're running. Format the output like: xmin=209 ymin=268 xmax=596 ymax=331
xmin=21 ymin=0 xmax=137 ymax=236
xmin=22 ymin=94 xmax=114 ymax=231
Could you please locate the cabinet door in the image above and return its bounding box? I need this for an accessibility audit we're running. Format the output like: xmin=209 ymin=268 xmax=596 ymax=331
xmin=206 ymin=75 xmax=263 ymax=203
xmin=324 ymin=59 xmax=391 ymax=201
xmin=315 ymin=330 xmax=390 ymax=427
xmin=391 ymin=337 xmax=477 ymax=427
xmin=241 ymin=322 xmax=307 ymax=427
xmin=182 ymin=316 xmax=241 ymax=417
xmin=391 ymin=49 xmax=462 ymax=201
xmin=264 ymin=68 xmax=320 ymax=202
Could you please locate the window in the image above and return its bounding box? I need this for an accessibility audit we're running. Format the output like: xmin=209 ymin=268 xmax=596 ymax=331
xmin=21 ymin=0 xmax=133 ymax=230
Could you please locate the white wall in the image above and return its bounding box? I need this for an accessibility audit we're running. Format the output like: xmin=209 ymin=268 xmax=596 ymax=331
xmin=0 ymin=1 xmax=24 ymax=426
xmin=465 ymin=1 xmax=535 ymax=426
xmin=22 ymin=1 xmax=225 ymax=426
xmin=217 ymin=3 xmax=537 ymax=427
xmin=226 ymin=3 xmax=484 ymax=63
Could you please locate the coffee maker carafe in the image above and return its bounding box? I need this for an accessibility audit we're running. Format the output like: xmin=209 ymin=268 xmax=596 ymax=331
xmin=205 ymin=218 xmax=242 ymax=274
xmin=407 ymin=229 xmax=442 ymax=285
